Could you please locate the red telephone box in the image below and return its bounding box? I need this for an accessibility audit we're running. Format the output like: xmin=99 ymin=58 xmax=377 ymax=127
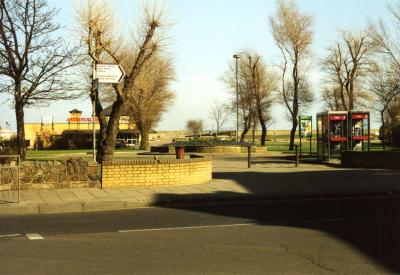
xmin=348 ymin=111 xmax=370 ymax=151
xmin=317 ymin=111 xmax=348 ymax=161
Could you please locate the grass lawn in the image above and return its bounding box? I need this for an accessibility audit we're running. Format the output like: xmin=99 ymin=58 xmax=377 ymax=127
xmin=23 ymin=139 xmax=399 ymax=161
xmin=26 ymin=148 xmax=143 ymax=161
xmin=266 ymin=139 xmax=400 ymax=154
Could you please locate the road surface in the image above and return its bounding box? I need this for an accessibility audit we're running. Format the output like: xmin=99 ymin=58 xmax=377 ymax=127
xmin=1 ymin=196 xmax=399 ymax=274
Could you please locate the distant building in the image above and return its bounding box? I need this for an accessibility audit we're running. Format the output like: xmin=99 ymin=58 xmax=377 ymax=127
xmin=0 ymin=128 xmax=16 ymax=141
xmin=24 ymin=107 xmax=157 ymax=149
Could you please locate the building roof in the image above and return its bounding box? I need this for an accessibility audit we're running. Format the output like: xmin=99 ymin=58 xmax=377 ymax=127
xmin=69 ymin=109 xmax=82 ymax=114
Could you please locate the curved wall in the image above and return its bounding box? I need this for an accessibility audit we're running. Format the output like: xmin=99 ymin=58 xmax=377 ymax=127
xmin=101 ymin=158 xmax=212 ymax=188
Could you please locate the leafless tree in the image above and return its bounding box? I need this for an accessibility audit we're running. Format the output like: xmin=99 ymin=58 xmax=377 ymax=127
xmin=209 ymin=99 xmax=230 ymax=137
xmin=186 ymin=119 xmax=203 ymax=138
xmin=77 ymin=0 xmax=170 ymax=161
xmin=125 ymin=54 xmax=175 ymax=150
xmin=321 ymin=86 xmax=342 ymax=111
xmin=368 ymin=66 xmax=400 ymax=149
xmin=269 ymin=0 xmax=314 ymax=150
xmin=222 ymin=58 xmax=256 ymax=142
xmin=243 ymin=52 xmax=277 ymax=146
xmin=322 ymin=31 xmax=372 ymax=111
xmin=0 ymin=0 xmax=81 ymax=159
xmin=222 ymin=51 xmax=277 ymax=144
xmin=368 ymin=4 xmax=400 ymax=145
xmin=368 ymin=5 xmax=400 ymax=72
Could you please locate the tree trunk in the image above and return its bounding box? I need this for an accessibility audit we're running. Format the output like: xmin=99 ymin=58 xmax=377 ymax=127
xmin=90 ymin=87 xmax=108 ymax=163
xmin=381 ymin=111 xmax=385 ymax=151
xmin=97 ymin=99 xmax=124 ymax=162
xmin=240 ymin=127 xmax=249 ymax=142
xmin=290 ymin=60 xmax=299 ymax=151
xmin=139 ymin=128 xmax=149 ymax=150
xmin=15 ymin=99 xmax=26 ymax=160
xmin=260 ymin=119 xmax=267 ymax=146
xmin=240 ymin=116 xmax=251 ymax=142
xmin=251 ymin=119 xmax=256 ymax=145
xmin=289 ymin=117 xmax=298 ymax=151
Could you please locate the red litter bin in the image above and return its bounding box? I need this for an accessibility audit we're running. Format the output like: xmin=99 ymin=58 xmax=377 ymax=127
xmin=175 ymin=146 xmax=185 ymax=159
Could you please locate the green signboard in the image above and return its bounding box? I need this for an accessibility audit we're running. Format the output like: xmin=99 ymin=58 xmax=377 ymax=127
xmin=299 ymin=116 xmax=312 ymax=138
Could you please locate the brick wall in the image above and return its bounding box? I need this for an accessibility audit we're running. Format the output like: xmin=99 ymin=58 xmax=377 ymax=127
xmin=101 ymin=158 xmax=212 ymax=188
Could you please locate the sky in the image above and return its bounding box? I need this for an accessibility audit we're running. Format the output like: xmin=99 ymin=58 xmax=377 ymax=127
xmin=0 ymin=0 xmax=396 ymax=131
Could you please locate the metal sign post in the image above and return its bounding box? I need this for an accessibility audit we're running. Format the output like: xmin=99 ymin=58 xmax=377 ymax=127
xmin=92 ymin=79 xmax=99 ymax=162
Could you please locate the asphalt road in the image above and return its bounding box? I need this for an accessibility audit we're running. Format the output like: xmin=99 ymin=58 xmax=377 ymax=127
xmin=1 ymin=196 xmax=399 ymax=274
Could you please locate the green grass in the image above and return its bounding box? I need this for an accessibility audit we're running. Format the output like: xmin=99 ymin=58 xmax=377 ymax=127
xmin=266 ymin=140 xmax=400 ymax=154
xmin=26 ymin=148 xmax=141 ymax=161
xmin=23 ymin=139 xmax=400 ymax=161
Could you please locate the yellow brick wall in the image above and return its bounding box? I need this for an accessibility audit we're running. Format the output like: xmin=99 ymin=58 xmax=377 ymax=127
xmin=101 ymin=158 xmax=212 ymax=188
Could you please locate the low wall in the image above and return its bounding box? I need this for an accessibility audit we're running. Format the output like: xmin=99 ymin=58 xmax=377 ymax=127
xmin=341 ymin=151 xmax=400 ymax=170
xmin=101 ymin=157 xmax=212 ymax=188
xmin=151 ymin=145 xmax=267 ymax=154
xmin=0 ymin=158 xmax=100 ymax=190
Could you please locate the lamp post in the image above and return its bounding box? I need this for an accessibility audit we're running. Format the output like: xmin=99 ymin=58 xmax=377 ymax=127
xmin=233 ymin=54 xmax=240 ymax=142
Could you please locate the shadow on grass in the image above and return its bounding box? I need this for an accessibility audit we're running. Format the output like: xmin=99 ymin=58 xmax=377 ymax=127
xmin=151 ymin=168 xmax=400 ymax=272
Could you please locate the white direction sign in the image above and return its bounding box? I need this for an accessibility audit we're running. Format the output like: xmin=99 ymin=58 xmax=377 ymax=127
xmin=95 ymin=64 xmax=125 ymax=83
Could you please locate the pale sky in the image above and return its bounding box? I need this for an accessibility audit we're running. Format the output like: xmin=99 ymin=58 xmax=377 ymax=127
xmin=0 ymin=0 xmax=395 ymax=131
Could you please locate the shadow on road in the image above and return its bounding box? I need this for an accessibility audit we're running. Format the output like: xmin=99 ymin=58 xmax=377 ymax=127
xmin=151 ymin=168 xmax=400 ymax=272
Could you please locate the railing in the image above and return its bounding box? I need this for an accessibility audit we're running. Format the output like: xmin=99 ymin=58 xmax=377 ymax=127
xmin=0 ymin=155 xmax=20 ymax=203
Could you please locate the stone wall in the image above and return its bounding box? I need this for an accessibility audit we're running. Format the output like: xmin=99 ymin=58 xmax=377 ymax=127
xmin=0 ymin=158 xmax=100 ymax=190
xmin=341 ymin=151 xmax=400 ymax=170
xmin=101 ymin=157 xmax=212 ymax=188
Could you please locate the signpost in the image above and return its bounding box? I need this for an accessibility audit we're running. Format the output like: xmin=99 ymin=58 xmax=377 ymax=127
xmin=94 ymin=64 xmax=125 ymax=84
xmin=298 ymin=115 xmax=313 ymax=157
xmin=91 ymin=63 xmax=125 ymax=162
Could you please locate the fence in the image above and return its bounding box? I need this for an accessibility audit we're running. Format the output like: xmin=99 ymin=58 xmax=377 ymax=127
xmin=0 ymin=155 xmax=20 ymax=203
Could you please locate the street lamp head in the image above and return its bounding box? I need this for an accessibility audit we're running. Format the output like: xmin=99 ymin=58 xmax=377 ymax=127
xmin=233 ymin=54 xmax=240 ymax=59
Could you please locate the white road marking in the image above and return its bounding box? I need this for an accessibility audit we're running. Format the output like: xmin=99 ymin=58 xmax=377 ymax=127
xmin=118 ymin=218 xmax=344 ymax=233
xmin=0 ymin=234 xmax=21 ymax=238
xmin=118 ymin=223 xmax=256 ymax=233
xmin=25 ymin=233 xmax=44 ymax=240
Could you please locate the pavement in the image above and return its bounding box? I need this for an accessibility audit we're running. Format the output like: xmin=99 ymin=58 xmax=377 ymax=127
xmin=1 ymin=153 xmax=400 ymax=215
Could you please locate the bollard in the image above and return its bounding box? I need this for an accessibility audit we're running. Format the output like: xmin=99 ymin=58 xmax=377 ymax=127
xmin=247 ymin=145 xmax=251 ymax=168
xmin=295 ymin=145 xmax=299 ymax=167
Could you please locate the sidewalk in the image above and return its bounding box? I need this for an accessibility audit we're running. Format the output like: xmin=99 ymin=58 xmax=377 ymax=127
xmin=1 ymin=154 xmax=400 ymax=215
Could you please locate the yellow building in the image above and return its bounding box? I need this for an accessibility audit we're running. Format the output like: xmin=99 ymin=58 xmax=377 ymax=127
xmin=24 ymin=108 xmax=154 ymax=149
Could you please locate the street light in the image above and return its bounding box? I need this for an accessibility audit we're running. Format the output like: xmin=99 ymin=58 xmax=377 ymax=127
xmin=233 ymin=54 xmax=240 ymax=142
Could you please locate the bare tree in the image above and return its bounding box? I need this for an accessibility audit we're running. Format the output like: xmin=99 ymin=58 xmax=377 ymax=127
xmin=77 ymin=0 xmax=170 ymax=161
xmin=186 ymin=119 xmax=203 ymax=138
xmin=222 ymin=57 xmax=256 ymax=142
xmin=321 ymin=86 xmax=343 ymax=111
xmin=368 ymin=4 xmax=400 ymax=146
xmin=368 ymin=66 xmax=400 ymax=149
xmin=244 ymin=52 xmax=277 ymax=146
xmin=209 ymin=99 xmax=230 ymax=137
xmin=0 ymin=0 xmax=81 ymax=159
xmin=222 ymin=51 xmax=277 ymax=144
xmin=125 ymin=54 xmax=175 ymax=150
xmin=322 ymin=31 xmax=371 ymax=111
xmin=269 ymin=0 xmax=314 ymax=150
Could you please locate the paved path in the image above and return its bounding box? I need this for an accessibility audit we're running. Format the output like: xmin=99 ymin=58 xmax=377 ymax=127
xmin=1 ymin=153 xmax=399 ymax=215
